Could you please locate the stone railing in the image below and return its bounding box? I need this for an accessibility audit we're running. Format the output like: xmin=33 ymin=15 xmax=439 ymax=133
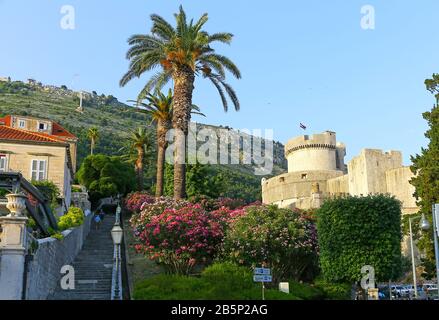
xmin=24 ymin=213 xmax=92 ymax=300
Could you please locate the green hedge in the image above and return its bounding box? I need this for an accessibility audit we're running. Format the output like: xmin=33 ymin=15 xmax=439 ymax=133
xmin=133 ymin=262 xmax=323 ymax=300
xmin=317 ymin=195 xmax=402 ymax=284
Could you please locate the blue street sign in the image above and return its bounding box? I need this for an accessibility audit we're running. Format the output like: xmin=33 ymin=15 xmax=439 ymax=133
xmin=254 ymin=268 xmax=271 ymax=275
xmin=253 ymin=275 xmax=272 ymax=283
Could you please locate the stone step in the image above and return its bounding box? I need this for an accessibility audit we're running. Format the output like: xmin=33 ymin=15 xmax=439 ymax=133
xmin=49 ymin=213 xmax=118 ymax=300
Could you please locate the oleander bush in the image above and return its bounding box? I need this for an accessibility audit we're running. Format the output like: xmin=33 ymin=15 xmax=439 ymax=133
xmin=189 ymin=195 xmax=246 ymax=211
xmin=221 ymin=205 xmax=319 ymax=283
xmin=132 ymin=203 xmax=240 ymax=275
xmin=125 ymin=191 xmax=155 ymax=213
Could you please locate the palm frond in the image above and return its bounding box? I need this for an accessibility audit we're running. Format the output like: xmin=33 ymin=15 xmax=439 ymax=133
xmin=202 ymin=53 xmax=241 ymax=79
xmin=208 ymin=32 xmax=233 ymax=44
xmin=208 ymin=76 xmax=228 ymax=112
xmin=150 ymin=14 xmax=175 ymax=40
xmin=137 ymin=71 xmax=172 ymax=100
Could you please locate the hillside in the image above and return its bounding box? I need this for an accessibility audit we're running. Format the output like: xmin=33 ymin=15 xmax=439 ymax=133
xmin=0 ymin=79 xmax=287 ymax=200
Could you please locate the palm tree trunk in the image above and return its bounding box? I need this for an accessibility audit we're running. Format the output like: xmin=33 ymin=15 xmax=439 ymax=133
xmin=172 ymin=67 xmax=195 ymax=200
xmin=136 ymin=146 xmax=145 ymax=191
xmin=156 ymin=145 xmax=165 ymax=197
xmin=91 ymin=138 xmax=95 ymax=155
xmin=156 ymin=121 xmax=169 ymax=197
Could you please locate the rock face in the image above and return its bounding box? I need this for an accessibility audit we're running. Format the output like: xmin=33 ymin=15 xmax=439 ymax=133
xmin=49 ymin=215 xmax=115 ymax=300
xmin=262 ymin=131 xmax=418 ymax=215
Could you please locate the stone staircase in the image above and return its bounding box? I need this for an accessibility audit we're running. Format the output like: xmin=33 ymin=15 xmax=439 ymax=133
xmin=49 ymin=214 xmax=116 ymax=300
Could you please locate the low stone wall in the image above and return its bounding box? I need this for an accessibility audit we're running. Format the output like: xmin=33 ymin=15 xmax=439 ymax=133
xmin=25 ymin=213 xmax=92 ymax=300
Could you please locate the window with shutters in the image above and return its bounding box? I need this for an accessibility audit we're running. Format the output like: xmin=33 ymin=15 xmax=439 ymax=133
xmin=0 ymin=156 xmax=7 ymax=172
xmin=31 ymin=159 xmax=47 ymax=181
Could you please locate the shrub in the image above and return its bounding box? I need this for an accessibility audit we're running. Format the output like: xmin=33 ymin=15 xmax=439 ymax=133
xmin=47 ymin=227 xmax=65 ymax=241
xmin=222 ymin=205 xmax=319 ymax=283
xmin=190 ymin=196 xmax=246 ymax=211
xmin=313 ymin=277 xmax=352 ymax=300
xmin=317 ymin=195 xmax=402 ymax=284
xmin=125 ymin=192 xmax=155 ymax=213
xmin=132 ymin=203 xmax=234 ymax=275
xmin=130 ymin=197 xmax=189 ymax=232
xmin=58 ymin=207 xmax=85 ymax=231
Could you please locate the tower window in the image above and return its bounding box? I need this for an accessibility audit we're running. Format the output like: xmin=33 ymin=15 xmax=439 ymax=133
xmin=301 ymin=173 xmax=308 ymax=179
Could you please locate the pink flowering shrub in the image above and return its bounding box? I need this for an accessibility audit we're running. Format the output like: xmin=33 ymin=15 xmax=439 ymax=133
xmin=130 ymin=197 xmax=189 ymax=232
xmin=221 ymin=205 xmax=319 ymax=282
xmin=133 ymin=203 xmax=239 ymax=275
xmin=125 ymin=192 xmax=155 ymax=213
xmin=189 ymin=195 xmax=246 ymax=211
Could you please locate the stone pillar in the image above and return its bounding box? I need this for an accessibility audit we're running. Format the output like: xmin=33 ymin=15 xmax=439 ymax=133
xmin=0 ymin=193 xmax=28 ymax=300
xmin=311 ymin=183 xmax=324 ymax=209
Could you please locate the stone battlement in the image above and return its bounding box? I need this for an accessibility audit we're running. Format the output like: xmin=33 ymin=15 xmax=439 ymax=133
xmin=285 ymin=131 xmax=337 ymax=157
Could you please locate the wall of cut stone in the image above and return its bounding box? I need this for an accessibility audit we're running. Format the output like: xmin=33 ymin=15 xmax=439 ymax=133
xmin=348 ymin=149 xmax=402 ymax=196
xmin=25 ymin=213 xmax=92 ymax=300
xmin=386 ymin=166 xmax=418 ymax=215
xmin=327 ymin=174 xmax=349 ymax=195
xmin=262 ymin=170 xmax=343 ymax=204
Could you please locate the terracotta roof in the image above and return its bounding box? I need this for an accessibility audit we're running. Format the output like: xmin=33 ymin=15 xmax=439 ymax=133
xmin=0 ymin=125 xmax=65 ymax=144
xmin=52 ymin=122 xmax=77 ymax=140
xmin=0 ymin=115 xmax=11 ymax=126
xmin=0 ymin=115 xmax=77 ymax=141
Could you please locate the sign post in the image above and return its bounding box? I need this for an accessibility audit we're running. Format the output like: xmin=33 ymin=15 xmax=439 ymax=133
xmin=254 ymin=267 xmax=272 ymax=300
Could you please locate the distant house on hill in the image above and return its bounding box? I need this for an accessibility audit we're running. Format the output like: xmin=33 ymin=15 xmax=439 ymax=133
xmin=0 ymin=115 xmax=78 ymax=210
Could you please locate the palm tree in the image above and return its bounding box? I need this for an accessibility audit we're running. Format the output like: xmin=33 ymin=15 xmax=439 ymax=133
xmin=132 ymin=89 xmax=204 ymax=197
xmin=134 ymin=90 xmax=172 ymax=197
xmin=87 ymin=127 xmax=99 ymax=155
xmin=120 ymin=6 xmax=241 ymax=199
xmin=128 ymin=127 xmax=152 ymax=191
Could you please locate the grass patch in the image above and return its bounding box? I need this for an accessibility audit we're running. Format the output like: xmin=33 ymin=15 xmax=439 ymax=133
xmin=133 ymin=262 xmax=323 ymax=300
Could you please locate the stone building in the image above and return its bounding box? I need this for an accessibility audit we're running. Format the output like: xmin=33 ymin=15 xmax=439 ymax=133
xmin=262 ymin=131 xmax=418 ymax=215
xmin=0 ymin=115 xmax=78 ymax=210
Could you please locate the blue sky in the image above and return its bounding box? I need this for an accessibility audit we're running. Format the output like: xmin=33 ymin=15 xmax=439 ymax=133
xmin=1 ymin=0 xmax=438 ymax=164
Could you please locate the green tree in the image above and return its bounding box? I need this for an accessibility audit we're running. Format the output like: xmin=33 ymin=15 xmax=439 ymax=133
xmin=76 ymin=154 xmax=136 ymax=202
xmin=133 ymin=89 xmax=205 ymax=197
xmin=120 ymin=6 xmax=241 ymax=199
xmin=409 ymin=74 xmax=439 ymax=279
xmin=134 ymin=90 xmax=172 ymax=197
xmin=128 ymin=128 xmax=152 ymax=191
xmin=87 ymin=127 xmax=99 ymax=155
xmin=317 ymin=195 xmax=403 ymax=284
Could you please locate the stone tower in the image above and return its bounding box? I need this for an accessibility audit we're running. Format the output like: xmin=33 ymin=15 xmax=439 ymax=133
xmin=284 ymin=131 xmax=345 ymax=173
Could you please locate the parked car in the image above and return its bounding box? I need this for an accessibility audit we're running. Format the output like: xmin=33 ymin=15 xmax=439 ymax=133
xmin=423 ymin=283 xmax=438 ymax=292
xmin=390 ymin=285 xmax=405 ymax=298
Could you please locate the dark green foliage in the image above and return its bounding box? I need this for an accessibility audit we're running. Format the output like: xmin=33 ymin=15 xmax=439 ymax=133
xmin=317 ymin=195 xmax=403 ymax=283
xmin=133 ymin=262 xmax=322 ymax=300
xmin=410 ymin=74 xmax=439 ymax=277
xmin=164 ymin=162 xmax=261 ymax=202
xmin=76 ymin=154 xmax=136 ymax=202
xmin=0 ymin=81 xmax=34 ymax=95
xmin=313 ymin=277 xmax=352 ymax=300
xmin=31 ymin=180 xmax=61 ymax=211
xmin=222 ymin=205 xmax=319 ymax=283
